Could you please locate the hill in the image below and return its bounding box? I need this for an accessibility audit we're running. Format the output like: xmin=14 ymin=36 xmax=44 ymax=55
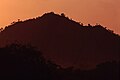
xmin=0 ymin=12 xmax=119 ymax=69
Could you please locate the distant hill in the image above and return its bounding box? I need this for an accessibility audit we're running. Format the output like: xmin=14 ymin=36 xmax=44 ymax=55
xmin=0 ymin=12 xmax=119 ymax=69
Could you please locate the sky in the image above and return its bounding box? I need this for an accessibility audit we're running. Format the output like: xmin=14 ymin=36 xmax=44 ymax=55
xmin=0 ymin=0 xmax=120 ymax=34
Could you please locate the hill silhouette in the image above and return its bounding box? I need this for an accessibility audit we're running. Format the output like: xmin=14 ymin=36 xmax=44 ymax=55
xmin=0 ymin=12 xmax=119 ymax=69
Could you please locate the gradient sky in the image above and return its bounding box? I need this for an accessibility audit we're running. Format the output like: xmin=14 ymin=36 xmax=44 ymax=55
xmin=0 ymin=0 xmax=120 ymax=34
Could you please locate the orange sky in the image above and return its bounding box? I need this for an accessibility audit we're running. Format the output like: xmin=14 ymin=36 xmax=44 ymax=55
xmin=0 ymin=0 xmax=120 ymax=34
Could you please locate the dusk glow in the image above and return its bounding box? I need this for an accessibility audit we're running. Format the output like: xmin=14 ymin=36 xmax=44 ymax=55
xmin=0 ymin=0 xmax=120 ymax=34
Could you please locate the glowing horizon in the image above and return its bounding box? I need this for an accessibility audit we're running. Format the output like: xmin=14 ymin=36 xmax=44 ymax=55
xmin=0 ymin=0 xmax=120 ymax=34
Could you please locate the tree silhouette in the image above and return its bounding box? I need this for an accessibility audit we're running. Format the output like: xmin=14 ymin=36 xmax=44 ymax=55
xmin=0 ymin=44 xmax=62 ymax=80
xmin=0 ymin=43 xmax=119 ymax=80
xmin=61 ymin=13 xmax=65 ymax=17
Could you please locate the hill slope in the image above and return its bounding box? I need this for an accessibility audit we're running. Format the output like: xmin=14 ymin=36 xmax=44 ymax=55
xmin=0 ymin=12 xmax=119 ymax=69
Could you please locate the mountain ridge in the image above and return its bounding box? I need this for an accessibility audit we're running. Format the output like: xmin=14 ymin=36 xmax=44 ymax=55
xmin=0 ymin=12 xmax=119 ymax=69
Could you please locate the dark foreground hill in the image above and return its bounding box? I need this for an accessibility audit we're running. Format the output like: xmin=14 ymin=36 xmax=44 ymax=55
xmin=0 ymin=12 xmax=119 ymax=69
xmin=0 ymin=44 xmax=119 ymax=80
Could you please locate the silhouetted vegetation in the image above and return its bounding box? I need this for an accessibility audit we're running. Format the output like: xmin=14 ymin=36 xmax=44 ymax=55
xmin=0 ymin=44 xmax=60 ymax=79
xmin=0 ymin=44 xmax=119 ymax=80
